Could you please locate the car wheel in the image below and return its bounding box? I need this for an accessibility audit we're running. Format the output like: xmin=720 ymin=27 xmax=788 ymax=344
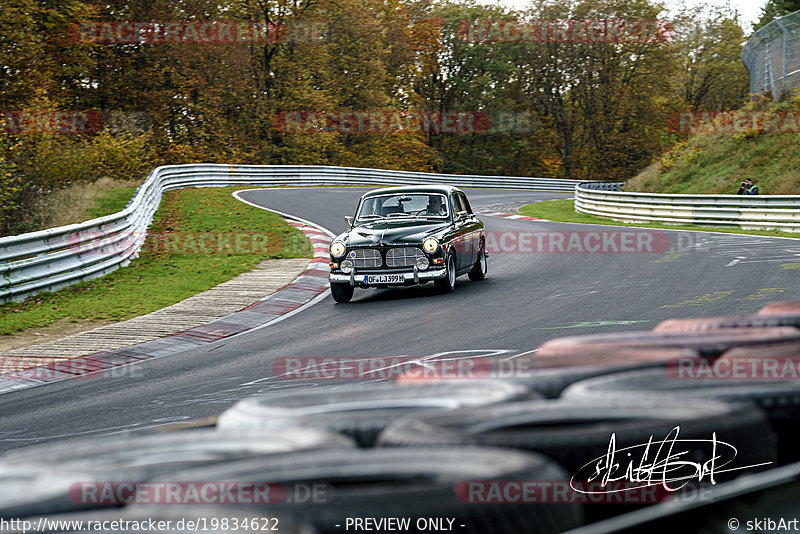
xmin=330 ymin=282 xmax=354 ymax=303
xmin=152 ymin=447 xmax=584 ymax=534
xmin=216 ymin=380 xmax=530 ymax=446
xmin=468 ymin=244 xmax=487 ymax=281
xmin=434 ymin=253 xmax=456 ymax=293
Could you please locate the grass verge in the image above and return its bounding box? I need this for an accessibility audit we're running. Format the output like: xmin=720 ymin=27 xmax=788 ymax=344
xmin=520 ymin=199 xmax=800 ymax=239
xmin=0 ymin=187 xmax=312 ymax=336
xmin=85 ymin=185 xmax=139 ymax=219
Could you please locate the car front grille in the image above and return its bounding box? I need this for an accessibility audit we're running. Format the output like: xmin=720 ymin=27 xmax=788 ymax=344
xmin=386 ymin=247 xmax=425 ymax=268
xmin=349 ymin=248 xmax=382 ymax=268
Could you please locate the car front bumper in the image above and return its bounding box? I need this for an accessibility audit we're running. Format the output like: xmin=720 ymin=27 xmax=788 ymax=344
xmin=329 ymin=268 xmax=448 ymax=287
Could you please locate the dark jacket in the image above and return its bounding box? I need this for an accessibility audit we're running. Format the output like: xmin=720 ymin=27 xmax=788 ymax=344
xmin=737 ymin=184 xmax=759 ymax=195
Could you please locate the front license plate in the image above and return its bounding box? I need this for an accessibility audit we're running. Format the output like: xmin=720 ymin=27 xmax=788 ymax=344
xmin=364 ymin=274 xmax=405 ymax=285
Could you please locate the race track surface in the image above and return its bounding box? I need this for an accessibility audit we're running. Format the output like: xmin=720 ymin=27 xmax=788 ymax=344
xmin=1 ymin=187 xmax=798 ymax=452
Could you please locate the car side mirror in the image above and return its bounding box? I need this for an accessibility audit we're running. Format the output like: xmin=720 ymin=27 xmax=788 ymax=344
xmin=345 ymin=215 xmax=354 ymax=227
xmin=455 ymin=211 xmax=468 ymax=221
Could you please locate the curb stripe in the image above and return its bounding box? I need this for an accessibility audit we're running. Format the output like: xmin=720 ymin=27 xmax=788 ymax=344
xmin=0 ymin=195 xmax=334 ymax=395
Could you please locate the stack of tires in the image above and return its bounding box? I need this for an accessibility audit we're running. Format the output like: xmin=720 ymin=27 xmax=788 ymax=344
xmin=4 ymin=300 xmax=800 ymax=533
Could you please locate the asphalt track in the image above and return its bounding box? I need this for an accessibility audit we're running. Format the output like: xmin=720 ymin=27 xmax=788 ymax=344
xmin=1 ymin=187 xmax=799 ymax=452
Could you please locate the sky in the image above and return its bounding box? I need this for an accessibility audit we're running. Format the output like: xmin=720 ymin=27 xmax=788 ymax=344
xmin=670 ymin=0 xmax=767 ymax=31
xmin=494 ymin=0 xmax=768 ymax=32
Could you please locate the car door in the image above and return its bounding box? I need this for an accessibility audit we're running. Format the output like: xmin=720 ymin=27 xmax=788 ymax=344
xmin=454 ymin=192 xmax=480 ymax=266
xmin=449 ymin=192 xmax=470 ymax=270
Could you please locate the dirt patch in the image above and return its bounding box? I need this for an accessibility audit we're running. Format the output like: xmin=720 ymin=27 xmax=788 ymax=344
xmin=0 ymin=318 xmax=116 ymax=352
xmin=39 ymin=177 xmax=141 ymax=229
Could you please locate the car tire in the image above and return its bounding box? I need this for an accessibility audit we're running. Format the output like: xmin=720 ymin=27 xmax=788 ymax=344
xmin=434 ymin=253 xmax=456 ymax=293
xmin=217 ymin=380 xmax=531 ymax=447
xmin=655 ymin=313 xmax=800 ymax=332
xmin=0 ymin=428 xmax=353 ymax=517
xmin=506 ymin=347 xmax=697 ymax=398
xmin=149 ymin=447 xmax=584 ymax=534
xmin=468 ymin=244 xmax=487 ymax=281
xmin=330 ymin=282 xmax=354 ymax=303
xmin=537 ymin=327 xmax=800 ymax=358
xmin=562 ymin=368 xmax=800 ymax=464
xmin=377 ymin=399 xmax=774 ymax=476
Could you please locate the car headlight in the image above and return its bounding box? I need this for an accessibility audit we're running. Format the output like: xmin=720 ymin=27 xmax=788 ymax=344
xmin=340 ymin=259 xmax=354 ymax=274
xmin=330 ymin=241 xmax=346 ymax=258
xmin=422 ymin=237 xmax=439 ymax=254
xmin=416 ymin=256 xmax=429 ymax=270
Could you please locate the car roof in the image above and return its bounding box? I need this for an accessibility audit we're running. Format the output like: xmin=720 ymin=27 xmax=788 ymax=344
xmin=360 ymin=185 xmax=462 ymax=198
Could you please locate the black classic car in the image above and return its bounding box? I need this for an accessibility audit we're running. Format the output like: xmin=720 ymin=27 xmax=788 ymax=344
xmin=328 ymin=185 xmax=487 ymax=303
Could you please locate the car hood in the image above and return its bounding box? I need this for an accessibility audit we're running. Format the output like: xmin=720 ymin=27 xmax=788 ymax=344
xmin=338 ymin=220 xmax=449 ymax=247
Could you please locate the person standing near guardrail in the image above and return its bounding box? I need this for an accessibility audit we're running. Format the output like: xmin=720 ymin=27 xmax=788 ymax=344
xmin=737 ymin=178 xmax=759 ymax=195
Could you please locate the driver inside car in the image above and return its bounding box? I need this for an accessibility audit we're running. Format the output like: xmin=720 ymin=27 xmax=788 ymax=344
xmin=425 ymin=196 xmax=446 ymax=216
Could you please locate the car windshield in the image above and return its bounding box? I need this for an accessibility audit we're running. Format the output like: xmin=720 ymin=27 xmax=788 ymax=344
xmin=356 ymin=193 xmax=449 ymax=221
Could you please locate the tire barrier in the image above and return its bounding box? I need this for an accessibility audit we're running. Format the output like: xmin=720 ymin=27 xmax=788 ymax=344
xmin=7 ymin=299 xmax=800 ymax=531
xmin=145 ymin=447 xmax=585 ymax=534
xmin=0 ymin=428 xmax=353 ymax=518
xmin=560 ymin=461 xmax=800 ymax=533
xmin=654 ymin=313 xmax=800 ymax=333
xmin=377 ymin=399 xmax=774 ymax=483
xmin=216 ymin=380 xmax=531 ymax=446
xmin=502 ymin=347 xmax=697 ymax=398
xmin=536 ymin=327 xmax=800 ymax=358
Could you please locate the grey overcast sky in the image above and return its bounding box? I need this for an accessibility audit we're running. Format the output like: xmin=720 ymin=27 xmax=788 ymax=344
xmin=493 ymin=0 xmax=767 ymax=32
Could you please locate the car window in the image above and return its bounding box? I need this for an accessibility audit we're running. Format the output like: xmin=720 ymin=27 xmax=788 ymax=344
xmin=357 ymin=193 xmax=449 ymax=219
xmin=452 ymin=193 xmax=468 ymax=215
xmin=457 ymin=192 xmax=473 ymax=214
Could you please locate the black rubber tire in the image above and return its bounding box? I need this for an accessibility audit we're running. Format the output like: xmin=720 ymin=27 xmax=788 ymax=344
xmin=537 ymin=327 xmax=800 ymax=358
xmin=148 ymin=447 xmax=585 ymax=534
xmin=330 ymin=282 xmax=354 ymax=303
xmin=562 ymin=368 xmax=800 ymax=464
xmin=760 ymin=300 xmax=800 ymax=315
xmin=377 ymin=399 xmax=776 ymax=487
xmin=655 ymin=313 xmax=800 ymax=332
xmin=434 ymin=253 xmax=456 ymax=293
xmin=468 ymin=245 xmax=487 ymax=281
xmin=0 ymin=428 xmax=353 ymax=518
xmin=217 ymin=380 xmax=531 ymax=447
xmin=507 ymin=347 xmax=698 ymax=399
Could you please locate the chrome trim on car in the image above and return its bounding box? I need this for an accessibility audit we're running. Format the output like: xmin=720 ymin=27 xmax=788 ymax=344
xmin=348 ymin=248 xmax=381 ymax=268
xmin=330 ymin=268 xmax=447 ymax=285
xmin=386 ymin=247 xmax=425 ymax=268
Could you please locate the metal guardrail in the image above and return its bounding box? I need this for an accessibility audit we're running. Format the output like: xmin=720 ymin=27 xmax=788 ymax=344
xmin=742 ymin=9 xmax=800 ymax=100
xmin=575 ymin=181 xmax=800 ymax=231
xmin=0 ymin=164 xmax=580 ymax=303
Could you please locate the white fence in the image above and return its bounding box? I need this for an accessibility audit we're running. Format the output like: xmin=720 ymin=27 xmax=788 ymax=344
xmin=0 ymin=164 xmax=579 ymax=303
xmin=575 ymin=181 xmax=800 ymax=231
